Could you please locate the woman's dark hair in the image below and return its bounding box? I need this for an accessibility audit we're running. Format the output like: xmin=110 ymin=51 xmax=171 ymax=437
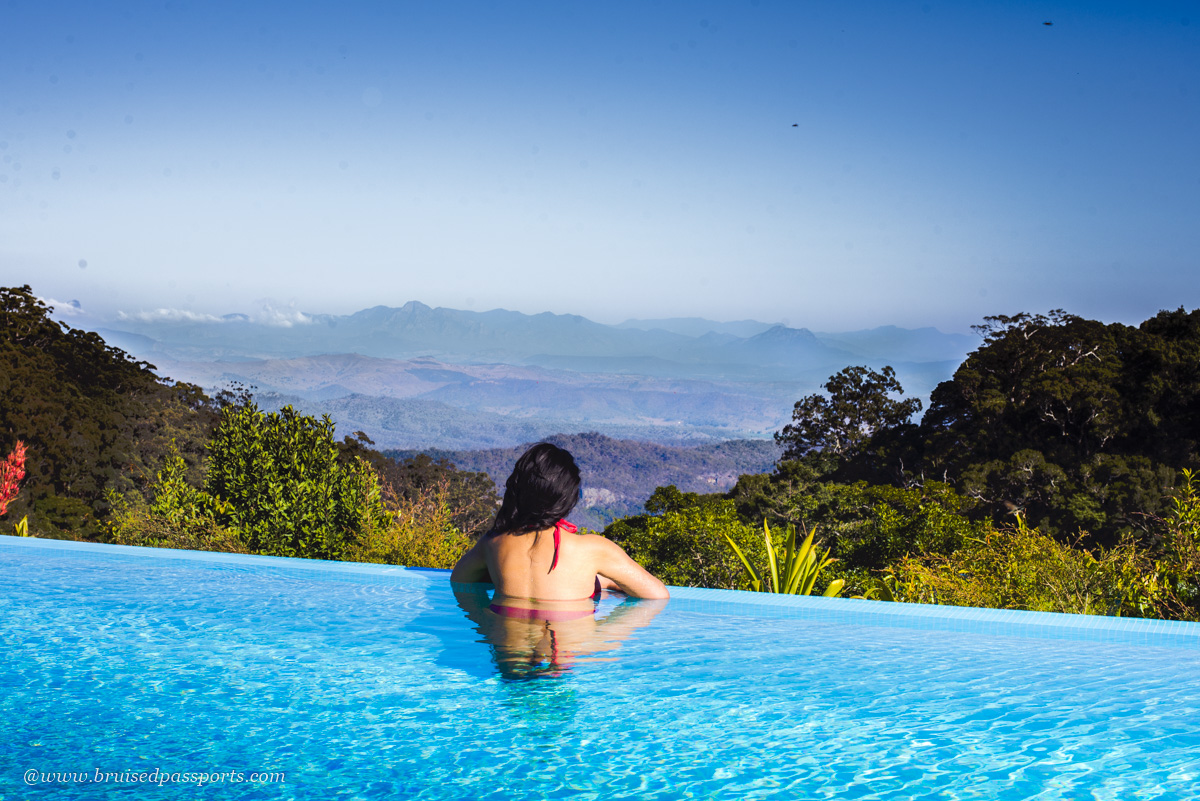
xmin=487 ymin=443 xmax=581 ymax=537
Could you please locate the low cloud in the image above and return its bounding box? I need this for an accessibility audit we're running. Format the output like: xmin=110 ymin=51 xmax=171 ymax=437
xmin=115 ymin=303 xmax=314 ymax=327
xmin=39 ymin=297 xmax=86 ymax=316
xmin=254 ymin=304 xmax=313 ymax=328
xmin=118 ymin=308 xmax=224 ymax=324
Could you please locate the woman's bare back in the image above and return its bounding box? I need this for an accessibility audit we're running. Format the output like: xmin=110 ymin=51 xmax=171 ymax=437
xmin=451 ymin=524 xmax=669 ymax=601
xmin=485 ymin=525 xmax=598 ymax=600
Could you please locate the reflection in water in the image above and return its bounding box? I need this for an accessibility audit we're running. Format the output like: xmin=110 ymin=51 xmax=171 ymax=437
xmin=452 ymin=584 xmax=666 ymax=688
xmin=496 ymin=675 xmax=580 ymax=727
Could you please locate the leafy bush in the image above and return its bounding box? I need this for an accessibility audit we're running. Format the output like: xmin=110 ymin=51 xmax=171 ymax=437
xmin=106 ymin=410 xmax=481 ymax=569
xmin=103 ymin=452 xmax=246 ymax=554
xmin=877 ymin=515 xmax=1169 ymax=617
xmin=606 ymin=493 xmax=766 ymax=590
xmin=111 ymin=405 xmax=390 ymax=561
xmin=346 ymin=478 xmax=472 ymax=569
xmin=202 ymin=404 xmax=389 ymax=559
xmin=830 ymin=482 xmax=980 ymax=572
xmin=1149 ymin=469 xmax=1200 ymax=619
xmin=104 ymin=488 xmax=248 ymax=554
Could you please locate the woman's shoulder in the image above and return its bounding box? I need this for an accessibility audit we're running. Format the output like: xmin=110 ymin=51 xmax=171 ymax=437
xmin=570 ymin=530 xmax=606 ymax=540
xmin=570 ymin=530 xmax=622 ymax=553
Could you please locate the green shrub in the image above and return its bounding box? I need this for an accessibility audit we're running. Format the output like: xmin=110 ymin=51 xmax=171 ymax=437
xmin=346 ymin=479 xmax=472 ymax=569
xmin=104 ymin=486 xmax=247 ymax=554
xmin=1150 ymin=469 xmax=1200 ymax=619
xmin=607 ymin=497 xmax=765 ymax=590
xmin=830 ymin=482 xmax=979 ymax=572
xmin=202 ymin=404 xmax=389 ymax=559
xmin=877 ymin=515 xmax=1169 ymax=617
xmin=109 ymin=405 xmax=390 ymax=561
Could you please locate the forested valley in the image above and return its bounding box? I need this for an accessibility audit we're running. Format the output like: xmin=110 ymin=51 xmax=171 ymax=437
xmin=3 ymin=284 xmax=1199 ymax=620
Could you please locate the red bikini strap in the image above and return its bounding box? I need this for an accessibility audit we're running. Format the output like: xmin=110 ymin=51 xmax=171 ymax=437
xmin=549 ymin=519 xmax=577 ymax=573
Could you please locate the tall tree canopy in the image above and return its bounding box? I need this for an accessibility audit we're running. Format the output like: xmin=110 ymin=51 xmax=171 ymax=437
xmin=0 ymin=285 xmax=215 ymax=536
xmin=768 ymin=309 xmax=1200 ymax=545
xmin=917 ymin=308 xmax=1200 ymax=541
xmin=775 ymin=365 xmax=921 ymax=462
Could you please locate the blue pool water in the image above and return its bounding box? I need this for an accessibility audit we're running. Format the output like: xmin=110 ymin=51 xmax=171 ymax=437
xmin=3 ymin=535 xmax=1200 ymax=800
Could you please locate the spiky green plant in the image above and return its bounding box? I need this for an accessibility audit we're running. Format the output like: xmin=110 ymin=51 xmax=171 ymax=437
xmin=723 ymin=520 xmax=844 ymax=597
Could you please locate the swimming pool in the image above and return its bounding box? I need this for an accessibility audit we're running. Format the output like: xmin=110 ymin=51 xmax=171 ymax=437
xmin=3 ymin=535 xmax=1199 ymax=800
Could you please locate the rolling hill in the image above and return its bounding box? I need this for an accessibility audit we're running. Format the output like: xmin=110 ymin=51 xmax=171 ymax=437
xmin=387 ymin=432 xmax=782 ymax=530
xmin=80 ymin=301 xmax=974 ymax=451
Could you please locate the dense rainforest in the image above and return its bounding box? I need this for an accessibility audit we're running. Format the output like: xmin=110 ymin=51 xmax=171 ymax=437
xmin=3 ymin=284 xmax=1198 ymax=619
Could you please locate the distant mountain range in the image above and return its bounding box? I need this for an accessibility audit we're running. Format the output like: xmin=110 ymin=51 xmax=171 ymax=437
xmin=100 ymin=301 xmax=974 ymax=376
xmin=82 ymin=301 xmax=977 ymax=451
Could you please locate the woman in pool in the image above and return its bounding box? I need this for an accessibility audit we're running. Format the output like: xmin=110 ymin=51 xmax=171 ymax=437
xmin=451 ymin=443 xmax=667 ymax=680
xmin=450 ymin=443 xmax=669 ymax=603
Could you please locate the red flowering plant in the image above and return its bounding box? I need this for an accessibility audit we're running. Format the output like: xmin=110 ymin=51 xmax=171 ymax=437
xmin=1 ymin=441 xmax=29 ymax=535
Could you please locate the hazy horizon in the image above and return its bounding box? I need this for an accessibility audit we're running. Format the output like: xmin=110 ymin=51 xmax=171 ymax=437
xmin=41 ymin=290 xmax=963 ymax=336
xmin=33 ymin=287 xmax=1196 ymax=340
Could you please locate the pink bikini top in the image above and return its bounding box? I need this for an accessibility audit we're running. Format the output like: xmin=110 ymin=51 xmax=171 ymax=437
xmin=549 ymin=519 xmax=576 ymax=573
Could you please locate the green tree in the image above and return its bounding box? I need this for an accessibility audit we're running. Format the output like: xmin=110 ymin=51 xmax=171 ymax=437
xmin=643 ymin=484 xmax=712 ymax=515
xmin=918 ymin=308 xmax=1200 ymax=542
xmin=922 ymin=311 xmax=1124 ymax=473
xmin=775 ymin=365 xmax=921 ymax=463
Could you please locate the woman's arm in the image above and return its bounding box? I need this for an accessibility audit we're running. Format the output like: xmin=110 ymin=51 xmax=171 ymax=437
xmin=450 ymin=539 xmax=492 ymax=584
xmin=593 ymin=537 xmax=670 ymax=600
xmin=596 ymin=575 xmax=622 ymax=592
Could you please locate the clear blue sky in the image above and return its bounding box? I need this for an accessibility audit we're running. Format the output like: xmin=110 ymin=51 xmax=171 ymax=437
xmin=2 ymin=1 xmax=1196 ymax=332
